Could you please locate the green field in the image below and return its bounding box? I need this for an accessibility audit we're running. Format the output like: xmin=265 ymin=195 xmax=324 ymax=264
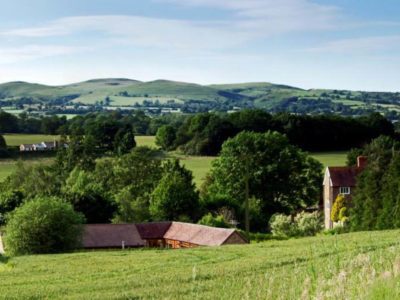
xmin=3 ymin=134 xmax=61 ymax=146
xmin=1 ymin=230 xmax=400 ymax=299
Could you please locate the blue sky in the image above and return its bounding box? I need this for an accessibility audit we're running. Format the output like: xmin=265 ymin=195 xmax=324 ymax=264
xmin=0 ymin=0 xmax=399 ymax=91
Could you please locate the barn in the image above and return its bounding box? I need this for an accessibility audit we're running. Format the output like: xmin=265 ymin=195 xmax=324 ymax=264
xmin=82 ymin=224 xmax=145 ymax=248
xmin=81 ymin=222 xmax=248 ymax=249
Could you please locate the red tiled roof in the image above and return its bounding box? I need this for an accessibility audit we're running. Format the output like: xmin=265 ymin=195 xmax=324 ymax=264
xmin=328 ymin=166 xmax=362 ymax=187
xmin=163 ymin=222 xmax=239 ymax=246
xmin=135 ymin=222 xmax=172 ymax=239
xmin=82 ymin=224 xmax=144 ymax=248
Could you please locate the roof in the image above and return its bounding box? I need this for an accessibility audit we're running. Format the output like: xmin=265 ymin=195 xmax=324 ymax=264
xmin=43 ymin=141 xmax=57 ymax=147
xmin=135 ymin=222 xmax=172 ymax=239
xmin=82 ymin=224 xmax=145 ymax=248
xmin=327 ymin=166 xmax=361 ymax=187
xmin=163 ymin=222 xmax=239 ymax=246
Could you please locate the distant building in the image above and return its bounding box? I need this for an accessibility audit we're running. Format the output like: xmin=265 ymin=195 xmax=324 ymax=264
xmin=323 ymin=156 xmax=367 ymax=229
xmin=19 ymin=140 xmax=61 ymax=152
xmin=82 ymin=222 xmax=248 ymax=249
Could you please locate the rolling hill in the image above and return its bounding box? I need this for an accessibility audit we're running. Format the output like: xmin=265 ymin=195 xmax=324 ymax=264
xmin=1 ymin=79 xmax=400 ymax=117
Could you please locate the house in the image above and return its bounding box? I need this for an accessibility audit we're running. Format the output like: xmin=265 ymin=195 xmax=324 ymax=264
xmin=19 ymin=140 xmax=60 ymax=152
xmin=81 ymin=222 xmax=248 ymax=249
xmin=323 ymin=156 xmax=367 ymax=229
xmin=19 ymin=144 xmax=35 ymax=151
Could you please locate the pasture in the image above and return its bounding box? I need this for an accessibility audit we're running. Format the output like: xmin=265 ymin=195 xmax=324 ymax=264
xmin=1 ymin=230 xmax=400 ymax=299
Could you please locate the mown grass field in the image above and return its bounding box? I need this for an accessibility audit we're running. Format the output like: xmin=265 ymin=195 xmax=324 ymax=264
xmin=0 ymin=135 xmax=348 ymax=184
xmin=1 ymin=230 xmax=400 ymax=299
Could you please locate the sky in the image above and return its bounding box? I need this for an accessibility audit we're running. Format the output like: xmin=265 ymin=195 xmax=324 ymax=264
xmin=0 ymin=0 xmax=399 ymax=91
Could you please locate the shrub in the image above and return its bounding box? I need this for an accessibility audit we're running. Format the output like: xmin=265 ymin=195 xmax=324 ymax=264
xmin=269 ymin=214 xmax=298 ymax=238
xmin=295 ymin=211 xmax=323 ymax=236
xmin=5 ymin=197 xmax=85 ymax=255
xmin=331 ymin=194 xmax=347 ymax=223
xmin=270 ymin=211 xmax=323 ymax=238
xmin=198 ymin=213 xmax=230 ymax=228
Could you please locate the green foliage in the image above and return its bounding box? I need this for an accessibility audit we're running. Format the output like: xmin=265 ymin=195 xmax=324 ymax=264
xmin=198 ymin=213 xmax=230 ymax=228
xmin=350 ymin=136 xmax=400 ymax=231
xmin=203 ymin=131 xmax=323 ymax=231
xmin=270 ymin=211 xmax=323 ymax=238
xmin=155 ymin=125 xmax=176 ymax=150
xmin=4 ymin=197 xmax=85 ymax=255
xmin=331 ymin=194 xmax=347 ymax=223
xmin=150 ymin=159 xmax=199 ymax=221
xmin=269 ymin=214 xmax=297 ymax=238
xmin=0 ymin=190 xmax=24 ymax=225
xmin=294 ymin=211 xmax=323 ymax=236
xmin=63 ymin=168 xmax=117 ymax=223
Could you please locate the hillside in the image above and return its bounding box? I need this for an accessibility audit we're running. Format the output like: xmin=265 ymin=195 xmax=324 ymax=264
xmin=1 ymin=230 xmax=400 ymax=299
xmin=1 ymin=79 xmax=400 ymax=117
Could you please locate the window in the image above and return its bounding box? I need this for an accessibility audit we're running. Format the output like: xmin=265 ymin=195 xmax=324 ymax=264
xmin=339 ymin=187 xmax=350 ymax=195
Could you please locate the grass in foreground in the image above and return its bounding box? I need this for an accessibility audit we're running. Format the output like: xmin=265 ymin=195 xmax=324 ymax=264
xmin=1 ymin=230 xmax=400 ymax=299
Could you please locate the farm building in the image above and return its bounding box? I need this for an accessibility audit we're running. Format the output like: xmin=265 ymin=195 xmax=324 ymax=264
xmin=19 ymin=141 xmax=60 ymax=152
xmin=81 ymin=222 xmax=248 ymax=249
xmin=323 ymin=156 xmax=367 ymax=229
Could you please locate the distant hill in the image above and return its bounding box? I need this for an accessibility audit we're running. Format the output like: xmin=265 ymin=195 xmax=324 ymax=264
xmin=1 ymin=78 xmax=400 ymax=117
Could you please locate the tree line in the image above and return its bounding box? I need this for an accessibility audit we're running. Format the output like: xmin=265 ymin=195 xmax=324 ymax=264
xmin=156 ymin=110 xmax=395 ymax=155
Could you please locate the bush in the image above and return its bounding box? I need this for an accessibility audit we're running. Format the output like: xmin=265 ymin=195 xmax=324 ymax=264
xmin=5 ymin=197 xmax=85 ymax=255
xmin=295 ymin=211 xmax=323 ymax=237
xmin=331 ymin=194 xmax=347 ymax=223
xmin=198 ymin=213 xmax=230 ymax=228
xmin=269 ymin=214 xmax=298 ymax=238
xmin=270 ymin=211 xmax=323 ymax=238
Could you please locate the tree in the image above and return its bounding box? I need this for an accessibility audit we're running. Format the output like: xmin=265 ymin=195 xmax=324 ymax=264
xmin=63 ymin=168 xmax=117 ymax=223
xmin=155 ymin=125 xmax=176 ymax=150
xmin=203 ymin=131 xmax=323 ymax=232
xmin=150 ymin=159 xmax=199 ymax=221
xmin=5 ymin=197 xmax=85 ymax=255
xmin=114 ymin=126 xmax=136 ymax=155
xmin=0 ymin=190 xmax=24 ymax=225
xmin=0 ymin=134 xmax=6 ymax=149
xmin=349 ymin=136 xmax=400 ymax=231
xmin=198 ymin=213 xmax=230 ymax=228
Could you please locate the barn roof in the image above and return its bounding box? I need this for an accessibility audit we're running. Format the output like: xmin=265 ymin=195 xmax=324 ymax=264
xmin=163 ymin=222 xmax=240 ymax=246
xmin=327 ymin=166 xmax=361 ymax=187
xmin=82 ymin=224 xmax=144 ymax=248
xmin=135 ymin=222 xmax=172 ymax=239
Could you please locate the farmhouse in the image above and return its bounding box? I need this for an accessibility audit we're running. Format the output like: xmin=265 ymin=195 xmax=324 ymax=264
xmin=82 ymin=222 xmax=248 ymax=249
xmin=323 ymin=156 xmax=367 ymax=229
xmin=19 ymin=141 xmax=62 ymax=152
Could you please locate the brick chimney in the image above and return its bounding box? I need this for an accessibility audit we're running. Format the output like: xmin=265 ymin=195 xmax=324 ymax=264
xmin=357 ymin=156 xmax=367 ymax=169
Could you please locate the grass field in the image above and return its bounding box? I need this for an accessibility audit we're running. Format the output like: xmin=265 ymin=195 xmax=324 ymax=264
xmin=1 ymin=230 xmax=400 ymax=299
xmin=3 ymin=134 xmax=60 ymax=146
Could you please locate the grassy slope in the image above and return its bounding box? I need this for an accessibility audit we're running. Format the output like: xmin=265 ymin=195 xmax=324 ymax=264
xmin=1 ymin=230 xmax=400 ymax=299
xmin=0 ymin=79 xmax=245 ymax=105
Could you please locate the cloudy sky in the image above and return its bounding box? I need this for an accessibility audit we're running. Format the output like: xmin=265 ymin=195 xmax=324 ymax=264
xmin=0 ymin=0 xmax=399 ymax=91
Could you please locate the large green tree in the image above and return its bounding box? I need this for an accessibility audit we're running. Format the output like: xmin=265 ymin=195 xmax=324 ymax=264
xmin=203 ymin=131 xmax=323 ymax=232
xmin=150 ymin=159 xmax=199 ymax=221
xmin=155 ymin=125 xmax=176 ymax=150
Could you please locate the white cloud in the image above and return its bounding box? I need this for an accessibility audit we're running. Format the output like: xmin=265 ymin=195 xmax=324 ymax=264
xmin=0 ymin=45 xmax=88 ymax=64
xmin=1 ymin=15 xmax=250 ymax=51
xmin=160 ymin=0 xmax=341 ymax=33
xmin=305 ymin=35 xmax=400 ymax=54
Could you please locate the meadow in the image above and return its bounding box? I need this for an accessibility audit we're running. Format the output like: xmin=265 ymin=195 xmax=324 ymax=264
xmin=1 ymin=230 xmax=400 ymax=299
xmin=0 ymin=135 xmax=348 ymax=184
